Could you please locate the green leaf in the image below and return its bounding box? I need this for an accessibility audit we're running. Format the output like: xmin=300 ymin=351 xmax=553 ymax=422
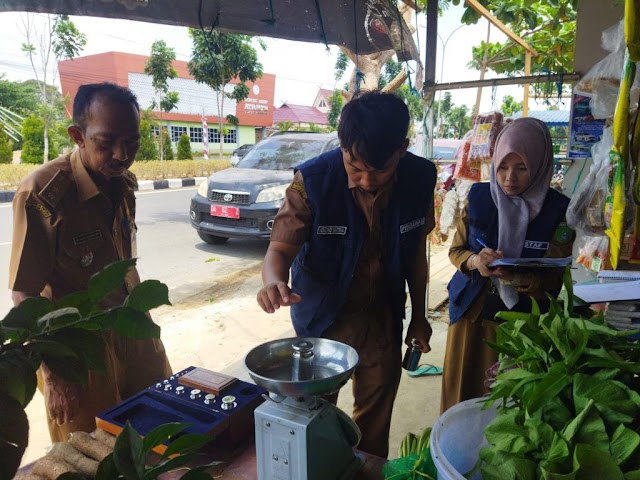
xmin=143 ymin=452 xmax=196 ymax=479
xmin=41 ymin=353 xmax=88 ymax=384
xmin=572 ymin=443 xmax=624 ymax=479
xmin=125 ymin=280 xmax=171 ymax=312
xmin=0 ymin=392 xmax=29 ymax=480
xmin=563 ymin=398 xmax=595 ymax=443
xmin=625 ymin=470 xmax=640 ymax=480
xmin=28 ymin=339 xmax=79 ymax=359
xmin=1 ymin=296 xmax=54 ymax=336
xmin=88 ymin=259 xmax=136 ymax=305
xmin=141 ymin=422 xmax=190 ymax=453
xmin=36 ymin=307 xmax=82 ymax=332
xmin=46 ymin=328 xmax=106 ymax=372
xmin=526 ymin=363 xmax=572 ymax=412
xmin=574 ymin=375 xmax=640 ymax=425
xmin=610 ymin=424 xmax=640 ymax=465
xmin=113 ymin=308 xmax=161 ymax=339
xmin=113 ymin=422 xmax=146 ymax=480
xmin=546 ymin=432 xmax=570 ymax=464
xmin=0 ymin=350 xmax=38 ymax=407
xmin=180 ymin=468 xmax=216 ymax=480
xmin=161 ymin=433 xmax=212 ymax=458
xmin=56 ymin=291 xmax=94 ymax=315
xmin=95 ymin=452 xmax=120 ymax=480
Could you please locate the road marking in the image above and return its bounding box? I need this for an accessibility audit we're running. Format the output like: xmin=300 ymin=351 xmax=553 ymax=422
xmin=136 ymin=187 xmax=197 ymax=196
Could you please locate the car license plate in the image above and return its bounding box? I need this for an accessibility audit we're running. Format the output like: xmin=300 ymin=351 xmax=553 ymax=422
xmin=210 ymin=205 xmax=240 ymax=219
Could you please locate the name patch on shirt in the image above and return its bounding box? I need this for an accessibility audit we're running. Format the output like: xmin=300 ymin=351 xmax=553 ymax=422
xmin=400 ymin=217 xmax=425 ymax=234
xmin=524 ymin=240 xmax=549 ymax=250
xmin=317 ymin=226 xmax=347 ymax=235
xmin=73 ymin=229 xmax=103 ymax=245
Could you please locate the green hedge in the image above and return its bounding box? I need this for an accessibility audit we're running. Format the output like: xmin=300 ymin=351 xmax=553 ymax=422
xmin=0 ymin=159 xmax=231 ymax=189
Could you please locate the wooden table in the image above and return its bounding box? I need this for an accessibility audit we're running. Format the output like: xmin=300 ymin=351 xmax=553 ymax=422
xmin=19 ymin=443 xmax=386 ymax=479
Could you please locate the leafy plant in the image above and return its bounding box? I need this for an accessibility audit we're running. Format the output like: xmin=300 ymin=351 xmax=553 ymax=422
xmin=137 ymin=115 xmax=159 ymax=161
xmin=88 ymin=422 xmax=218 ymax=480
xmin=177 ymin=133 xmax=193 ymax=160
xmin=21 ymin=115 xmax=58 ymax=163
xmin=161 ymin=129 xmax=174 ymax=161
xmin=0 ymin=259 xmax=170 ymax=479
xmin=478 ymin=268 xmax=640 ymax=479
xmin=0 ymin=125 xmax=13 ymax=164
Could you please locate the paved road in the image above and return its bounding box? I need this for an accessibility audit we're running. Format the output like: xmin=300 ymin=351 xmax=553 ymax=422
xmin=0 ymin=187 xmax=268 ymax=318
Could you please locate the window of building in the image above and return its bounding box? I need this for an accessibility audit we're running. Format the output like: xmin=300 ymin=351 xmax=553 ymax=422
xmin=151 ymin=126 xmax=160 ymax=137
xmin=208 ymin=128 xmax=220 ymax=143
xmin=223 ymin=129 xmax=237 ymax=144
xmin=319 ymin=99 xmax=326 ymax=108
xmin=171 ymin=126 xmax=188 ymax=142
xmin=189 ymin=127 xmax=203 ymax=143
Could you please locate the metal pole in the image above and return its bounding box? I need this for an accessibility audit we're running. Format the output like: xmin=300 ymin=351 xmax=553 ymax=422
xmin=435 ymin=25 xmax=465 ymax=138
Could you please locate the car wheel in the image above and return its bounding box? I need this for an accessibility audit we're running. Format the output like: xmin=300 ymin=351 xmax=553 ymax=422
xmin=198 ymin=231 xmax=229 ymax=245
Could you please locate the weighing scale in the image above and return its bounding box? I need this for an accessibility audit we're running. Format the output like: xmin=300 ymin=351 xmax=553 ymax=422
xmin=245 ymin=337 xmax=364 ymax=480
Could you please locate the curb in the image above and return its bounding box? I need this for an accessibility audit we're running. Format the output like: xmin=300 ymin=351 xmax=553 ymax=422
xmin=0 ymin=177 xmax=206 ymax=203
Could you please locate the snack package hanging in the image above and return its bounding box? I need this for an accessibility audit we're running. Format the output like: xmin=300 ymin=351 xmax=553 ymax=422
xmin=566 ymin=126 xmax=613 ymax=234
xmin=469 ymin=111 xmax=503 ymax=165
xmin=605 ymin=53 xmax=635 ymax=269
xmin=453 ymin=131 xmax=480 ymax=182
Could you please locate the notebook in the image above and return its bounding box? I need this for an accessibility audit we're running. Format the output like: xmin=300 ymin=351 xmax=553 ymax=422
xmin=597 ymin=270 xmax=640 ymax=281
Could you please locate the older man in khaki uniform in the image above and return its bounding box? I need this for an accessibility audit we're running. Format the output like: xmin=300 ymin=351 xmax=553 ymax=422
xmin=9 ymin=82 xmax=172 ymax=442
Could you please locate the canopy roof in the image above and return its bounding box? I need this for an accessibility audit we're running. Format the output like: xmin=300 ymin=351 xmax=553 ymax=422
xmin=0 ymin=0 xmax=419 ymax=60
xmin=511 ymin=109 xmax=569 ymax=127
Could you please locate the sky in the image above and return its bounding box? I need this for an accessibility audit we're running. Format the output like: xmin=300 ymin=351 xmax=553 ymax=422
xmin=0 ymin=4 xmax=564 ymax=114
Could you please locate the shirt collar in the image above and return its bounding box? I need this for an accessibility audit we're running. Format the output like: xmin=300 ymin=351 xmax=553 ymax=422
xmin=70 ymin=149 xmax=131 ymax=203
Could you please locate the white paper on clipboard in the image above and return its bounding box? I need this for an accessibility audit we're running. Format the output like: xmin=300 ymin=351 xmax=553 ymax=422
xmin=573 ymin=280 xmax=640 ymax=303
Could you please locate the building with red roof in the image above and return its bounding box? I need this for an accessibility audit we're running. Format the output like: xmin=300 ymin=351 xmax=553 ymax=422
xmin=272 ymin=103 xmax=328 ymax=128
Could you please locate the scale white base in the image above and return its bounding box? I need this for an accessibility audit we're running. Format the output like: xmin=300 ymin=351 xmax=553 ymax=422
xmin=254 ymin=396 xmax=364 ymax=480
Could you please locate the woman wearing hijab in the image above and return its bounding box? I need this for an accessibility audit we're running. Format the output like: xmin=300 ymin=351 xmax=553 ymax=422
xmin=441 ymin=118 xmax=575 ymax=413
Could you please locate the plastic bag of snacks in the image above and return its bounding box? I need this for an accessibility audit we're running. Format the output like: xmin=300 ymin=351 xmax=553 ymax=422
xmin=575 ymin=234 xmax=610 ymax=272
xmin=567 ymin=126 xmax=613 ymax=234
xmin=453 ymin=131 xmax=480 ymax=182
xmin=469 ymin=111 xmax=504 ymax=165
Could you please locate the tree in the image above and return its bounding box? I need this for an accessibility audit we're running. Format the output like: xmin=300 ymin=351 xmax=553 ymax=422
xmin=0 ymin=125 xmax=13 ymax=164
xmin=161 ymin=129 xmax=174 ymax=160
xmin=448 ymin=105 xmax=472 ymax=138
xmin=327 ymin=90 xmax=343 ymax=131
xmin=463 ymin=0 xmax=576 ymax=77
xmin=188 ymin=31 xmax=264 ymax=157
xmin=21 ymin=115 xmax=57 ymax=163
xmin=177 ymin=133 xmax=193 ymax=160
xmin=500 ymin=95 xmax=523 ymax=117
xmin=137 ymin=117 xmax=159 ymax=160
xmin=277 ymin=120 xmax=294 ymax=132
xmin=21 ymin=14 xmax=86 ymax=162
xmin=144 ymin=40 xmax=179 ymax=161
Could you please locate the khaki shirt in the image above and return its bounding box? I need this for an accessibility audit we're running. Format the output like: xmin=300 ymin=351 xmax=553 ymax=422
xmin=9 ymin=150 xmax=140 ymax=306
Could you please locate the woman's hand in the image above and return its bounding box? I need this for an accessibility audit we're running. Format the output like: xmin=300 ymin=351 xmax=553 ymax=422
xmin=472 ymin=248 xmax=504 ymax=277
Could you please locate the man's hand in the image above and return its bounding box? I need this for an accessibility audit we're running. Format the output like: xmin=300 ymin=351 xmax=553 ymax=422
xmin=257 ymin=281 xmax=301 ymax=313
xmin=40 ymin=363 xmax=82 ymax=425
xmin=405 ymin=316 xmax=432 ymax=354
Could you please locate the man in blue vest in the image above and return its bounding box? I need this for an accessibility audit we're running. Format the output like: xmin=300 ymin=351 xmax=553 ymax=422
xmin=257 ymin=91 xmax=437 ymax=458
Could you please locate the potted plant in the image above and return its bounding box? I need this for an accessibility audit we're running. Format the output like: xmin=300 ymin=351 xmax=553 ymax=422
xmin=1 ymin=259 xmax=218 ymax=479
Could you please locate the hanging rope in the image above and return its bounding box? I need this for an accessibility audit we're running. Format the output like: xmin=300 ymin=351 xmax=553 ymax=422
xmin=555 ymin=71 xmax=565 ymax=106
xmin=394 ymin=3 xmax=419 ymax=97
xmin=313 ymin=0 xmax=330 ymax=51
xmin=261 ymin=0 xmax=276 ymax=25
xmin=353 ymin=0 xmax=363 ymax=93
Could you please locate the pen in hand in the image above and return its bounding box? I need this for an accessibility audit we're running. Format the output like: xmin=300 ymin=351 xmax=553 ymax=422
xmin=476 ymin=237 xmax=490 ymax=249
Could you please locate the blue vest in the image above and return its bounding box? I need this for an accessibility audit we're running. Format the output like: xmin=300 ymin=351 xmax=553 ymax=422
xmin=448 ymin=183 xmax=570 ymax=325
xmin=290 ymin=148 xmax=436 ymax=340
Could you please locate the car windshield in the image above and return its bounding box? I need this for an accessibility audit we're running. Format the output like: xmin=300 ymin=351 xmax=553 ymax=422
xmin=237 ymin=136 xmax=331 ymax=170
xmin=432 ymin=146 xmax=457 ymax=159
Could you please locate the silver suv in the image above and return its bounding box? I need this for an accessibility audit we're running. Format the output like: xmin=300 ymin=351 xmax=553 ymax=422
xmin=190 ymin=132 xmax=340 ymax=244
